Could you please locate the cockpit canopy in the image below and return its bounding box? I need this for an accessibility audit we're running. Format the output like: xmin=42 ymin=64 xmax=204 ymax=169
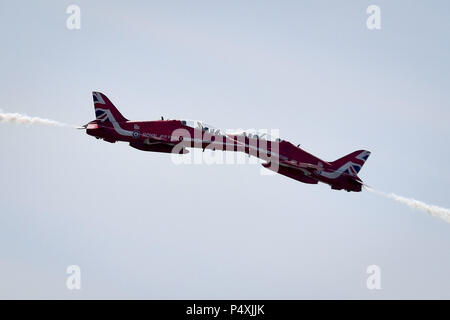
xmin=225 ymin=129 xmax=281 ymax=142
xmin=180 ymin=120 xmax=281 ymax=142
xmin=181 ymin=119 xmax=222 ymax=135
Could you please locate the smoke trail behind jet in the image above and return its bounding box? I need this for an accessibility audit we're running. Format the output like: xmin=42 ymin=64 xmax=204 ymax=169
xmin=0 ymin=111 xmax=73 ymax=127
xmin=365 ymin=186 xmax=450 ymax=224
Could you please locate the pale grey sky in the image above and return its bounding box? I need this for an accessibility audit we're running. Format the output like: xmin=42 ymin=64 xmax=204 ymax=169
xmin=0 ymin=0 xmax=449 ymax=299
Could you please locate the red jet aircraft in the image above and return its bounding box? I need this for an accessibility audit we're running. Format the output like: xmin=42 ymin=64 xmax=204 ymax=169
xmin=83 ymin=92 xmax=370 ymax=192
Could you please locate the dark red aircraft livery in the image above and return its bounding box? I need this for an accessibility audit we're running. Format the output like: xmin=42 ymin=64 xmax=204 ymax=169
xmin=84 ymin=92 xmax=370 ymax=192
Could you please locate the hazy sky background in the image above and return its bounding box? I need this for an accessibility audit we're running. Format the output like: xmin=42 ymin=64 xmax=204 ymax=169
xmin=0 ymin=0 xmax=449 ymax=299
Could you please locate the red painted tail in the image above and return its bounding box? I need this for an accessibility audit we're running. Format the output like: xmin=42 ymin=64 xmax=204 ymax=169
xmin=92 ymin=91 xmax=128 ymax=124
xmin=330 ymin=150 xmax=371 ymax=176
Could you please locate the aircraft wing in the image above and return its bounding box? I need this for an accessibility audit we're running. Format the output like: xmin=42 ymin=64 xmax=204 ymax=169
xmin=278 ymin=160 xmax=322 ymax=175
xmin=144 ymin=135 xmax=177 ymax=146
xmin=262 ymin=160 xmax=319 ymax=184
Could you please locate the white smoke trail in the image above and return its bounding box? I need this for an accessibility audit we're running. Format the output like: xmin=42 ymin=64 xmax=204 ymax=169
xmin=365 ymin=186 xmax=450 ymax=224
xmin=0 ymin=111 xmax=74 ymax=128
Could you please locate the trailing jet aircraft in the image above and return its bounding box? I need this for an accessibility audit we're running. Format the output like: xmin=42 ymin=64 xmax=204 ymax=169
xmin=82 ymin=92 xmax=370 ymax=192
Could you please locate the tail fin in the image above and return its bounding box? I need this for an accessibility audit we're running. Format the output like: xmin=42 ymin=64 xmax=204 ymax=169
xmin=92 ymin=91 xmax=128 ymax=123
xmin=330 ymin=150 xmax=371 ymax=176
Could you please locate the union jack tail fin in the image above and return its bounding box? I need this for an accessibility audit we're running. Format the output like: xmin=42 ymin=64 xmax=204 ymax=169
xmin=330 ymin=150 xmax=371 ymax=176
xmin=92 ymin=91 xmax=128 ymax=124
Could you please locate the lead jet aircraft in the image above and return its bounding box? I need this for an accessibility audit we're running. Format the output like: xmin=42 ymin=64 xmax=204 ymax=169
xmin=82 ymin=92 xmax=370 ymax=192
